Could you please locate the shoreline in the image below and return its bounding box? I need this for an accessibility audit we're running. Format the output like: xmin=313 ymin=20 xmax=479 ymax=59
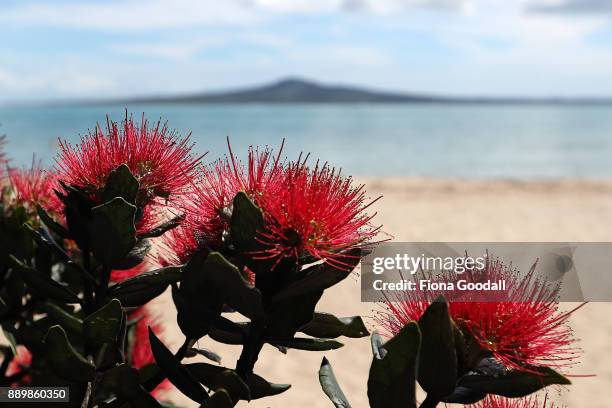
xmin=361 ymin=177 xmax=612 ymax=193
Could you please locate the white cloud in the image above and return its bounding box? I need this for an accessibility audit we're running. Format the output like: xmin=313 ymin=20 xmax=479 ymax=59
xmin=2 ymin=0 xmax=260 ymax=31
xmin=0 ymin=63 xmax=116 ymax=100
xmin=109 ymin=38 xmax=223 ymax=60
xmin=1 ymin=0 xmax=479 ymax=32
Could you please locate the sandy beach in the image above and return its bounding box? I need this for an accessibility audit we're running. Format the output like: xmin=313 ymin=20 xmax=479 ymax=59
xmin=146 ymin=179 xmax=612 ymax=407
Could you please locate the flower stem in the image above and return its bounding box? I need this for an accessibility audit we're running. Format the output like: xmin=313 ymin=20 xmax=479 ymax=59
xmin=235 ymin=321 xmax=265 ymax=379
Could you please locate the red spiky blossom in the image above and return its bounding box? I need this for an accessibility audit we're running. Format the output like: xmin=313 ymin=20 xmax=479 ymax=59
xmin=7 ymin=162 xmax=63 ymax=217
xmin=378 ymin=259 xmax=582 ymax=371
xmin=6 ymin=346 xmax=33 ymax=386
xmin=166 ymin=140 xmax=381 ymax=270
xmin=469 ymin=395 xmax=558 ymax=408
xmin=128 ymin=307 xmax=170 ymax=396
xmin=55 ymin=114 xmax=203 ymax=206
xmin=255 ymin=160 xmax=381 ymax=270
xmin=159 ymin=225 xmax=200 ymax=265
xmin=162 ymin=140 xmax=285 ymax=263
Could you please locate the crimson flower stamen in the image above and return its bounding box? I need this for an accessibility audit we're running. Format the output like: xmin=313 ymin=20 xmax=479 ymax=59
xmin=7 ymin=161 xmax=63 ymax=217
xmin=255 ymin=160 xmax=381 ymax=270
xmin=55 ymin=114 xmax=203 ymax=205
xmin=377 ymin=259 xmax=582 ymax=371
xmin=163 ymin=140 xmax=285 ymax=262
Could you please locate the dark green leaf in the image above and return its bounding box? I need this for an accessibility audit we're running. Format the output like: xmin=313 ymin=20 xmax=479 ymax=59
xmin=62 ymin=185 xmax=95 ymax=250
xmin=0 ymin=206 xmax=34 ymax=262
xmin=83 ymin=298 xmax=123 ymax=344
xmin=187 ymin=348 xmax=222 ymax=364
xmin=103 ymin=363 xmax=162 ymax=407
xmin=185 ymin=363 xmax=250 ymax=402
xmin=230 ymin=192 xmax=264 ymax=254
xmin=182 ymin=252 xmax=264 ymax=322
xmin=44 ymin=325 xmax=95 ymax=382
xmin=172 ymin=284 xmax=213 ymax=340
xmin=3 ymin=269 xmax=25 ymax=311
xmin=36 ymin=205 xmax=69 ymax=238
xmin=138 ymin=215 xmax=184 ymax=239
xmin=268 ymin=337 xmax=344 ymax=351
xmin=8 ymin=255 xmax=80 ymax=304
xmin=265 ymin=290 xmax=323 ymax=339
xmin=270 ymin=249 xmax=361 ymax=304
xmin=417 ymin=295 xmax=457 ymax=398
xmin=112 ymin=238 xmax=152 ymax=270
xmin=90 ymin=197 xmax=137 ymax=267
xmin=208 ymin=326 xmax=247 ymax=345
xmin=42 ymin=302 xmax=83 ymax=334
xmin=244 ymin=373 xmax=291 ymax=399
xmin=148 ymin=327 xmax=209 ymax=403
xmin=0 ymin=297 xmax=8 ymax=318
xmin=212 ymin=370 xmax=251 ymax=403
xmin=201 ymin=389 xmax=233 ymax=408
xmin=368 ymin=323 xmax=421 ymax=408
xmin=454 ymin=322 xmax=491 ymax=375
xmin=300 ymin=313 xmax=369 ymax=339
xmin=458 ymin=359 xmax=571 ymax=398
xmin=319 ymin=357 xmax=352 ymax=408
xmin=442 ymin=386 xmax=486 ymax=404
xmin=23 ymin=225 xmax=97 ymax=286
xmin=2 ymin=328 xmax=17 ymax=355
xmin=108 ymin=266 xmax=182 ymax=307
xmin=102 ymin=164 xmax=139 ymax=204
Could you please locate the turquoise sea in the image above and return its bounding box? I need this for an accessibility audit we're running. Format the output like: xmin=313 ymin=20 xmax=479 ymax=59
xmin=1 ymin=103 xmax=611 ymax=179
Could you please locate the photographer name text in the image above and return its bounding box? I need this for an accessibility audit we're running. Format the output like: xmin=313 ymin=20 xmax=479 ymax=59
xmin=372 ymin=279 xmax=507 ymax=292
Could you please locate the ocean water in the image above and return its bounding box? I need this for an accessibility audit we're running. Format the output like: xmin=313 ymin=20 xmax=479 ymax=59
xmin=1 ymin=103 xmax=611 ymax=179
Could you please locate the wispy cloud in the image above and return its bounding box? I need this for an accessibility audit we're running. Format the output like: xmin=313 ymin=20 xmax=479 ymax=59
xmin=340 ymin=0 xmax=473 ymax=13
xmin=3 ymin=0 xmax=260 ymax=31
xmin=528 ymin=0 xmax=612 ymax=15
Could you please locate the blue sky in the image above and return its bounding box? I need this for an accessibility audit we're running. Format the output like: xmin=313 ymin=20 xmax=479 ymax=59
xmin=2 ymin=0 xmax=612 ymax=102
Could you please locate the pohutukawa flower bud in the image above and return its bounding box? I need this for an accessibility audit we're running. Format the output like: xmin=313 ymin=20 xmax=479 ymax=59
xmin=377 ymin=259 xmax=583 ymax=371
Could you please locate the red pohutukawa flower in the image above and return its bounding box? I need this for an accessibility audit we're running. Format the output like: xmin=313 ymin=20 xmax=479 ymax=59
xmin=55 ymin=114 xmax=202 ymax=204
xmin=469 ymin=395 xmax=558 ymax=408
xmin=256 ymin=160 xmax=381 ymax=270
xmin=7 ymin=162 xmax=63 ymax=216
xmin=165 ymin=140 xmax=380 ymax=270
xmin=128 ymin=307 xmax=170 ymax=396
xmin=162 ymin=141 xmax=285 ymax=263
xmin=378 ymin=259 xmax=582 ymax=371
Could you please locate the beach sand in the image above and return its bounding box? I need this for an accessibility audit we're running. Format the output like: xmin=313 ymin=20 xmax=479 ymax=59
xmin=152 ymin=179 xmax=612 ymax=407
